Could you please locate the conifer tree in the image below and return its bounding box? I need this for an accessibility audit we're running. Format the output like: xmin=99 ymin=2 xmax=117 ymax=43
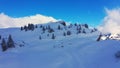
xmin=84 ymin=24 xmax=89 ymax=28
xmin=7 ymin=35 xmax=15 ymax=48
xmin=52 ymin=34 xmax=55 ymax=39
xmin=63 ymin=32 xmax=66 ymax=36
xmin=0 ymin=35 xmax=1 ymax=40
xmin=21 ymin=27 xmax=23 ymax=31
xmin=67 ymin=31 xmax=71 ymax=35
xmin=77 ymin=30 xmax=81 ymax=34
xmin=58 ymin=25 xmax=61 ymax=30
xmin=1 ymin=38 xmax=7 ymax=51
xmin=97 ymin=34 xmax=102 ymax=41
xmin=82 ymin=29 xmax=86 ymax=34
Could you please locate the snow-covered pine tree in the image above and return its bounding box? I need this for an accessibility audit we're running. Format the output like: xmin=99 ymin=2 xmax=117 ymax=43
xmin=1 ymin=38 xmax=7 ymax=51
xmin=52 ymin=34 xmax=55 ymax=39
xmin=84 ymin=24 xmax=89 ymax=28
xmin=21 ymin=27 xmax=24 ymax=31
xmin=7 ymin=35 xmax=15 ymax=48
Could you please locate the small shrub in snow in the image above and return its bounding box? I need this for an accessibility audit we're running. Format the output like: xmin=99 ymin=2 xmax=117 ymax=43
xmin=67 ymin=31 xmax=71 ymax=35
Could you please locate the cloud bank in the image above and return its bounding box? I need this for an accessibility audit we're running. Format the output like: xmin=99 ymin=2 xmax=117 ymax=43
xmin=0 ymin=13 xmax=57 ymax=28
xmin=98 ymin=8 xmax=120 ymax=34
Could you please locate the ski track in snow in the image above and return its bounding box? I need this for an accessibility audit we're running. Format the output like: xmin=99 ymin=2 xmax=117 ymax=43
xmin=0 ymin=22 xmax=120 ymax=68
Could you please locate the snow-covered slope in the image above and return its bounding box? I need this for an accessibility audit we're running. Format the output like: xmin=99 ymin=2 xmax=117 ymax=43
xmin=0 ymin=21 xmax=120 ymax=68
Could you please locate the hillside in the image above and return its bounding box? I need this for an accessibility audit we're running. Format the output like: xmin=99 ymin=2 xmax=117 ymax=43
xmin=0 ymin=21 xmax=120 ymax=68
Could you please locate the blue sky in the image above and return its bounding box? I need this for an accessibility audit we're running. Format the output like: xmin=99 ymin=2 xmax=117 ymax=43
xmin=0 ymin=0 xmax=120 ymax=26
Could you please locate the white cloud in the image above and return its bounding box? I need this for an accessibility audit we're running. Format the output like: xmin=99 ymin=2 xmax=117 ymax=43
xmin=98 ymin=8 xmax=120 ymax=34
xmin=0 ymin=13 xmax=57 ymax=28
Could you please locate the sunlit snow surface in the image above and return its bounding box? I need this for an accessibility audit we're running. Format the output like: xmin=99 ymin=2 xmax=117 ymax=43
xmin=0 ymin=23 xmax=120 ymax=68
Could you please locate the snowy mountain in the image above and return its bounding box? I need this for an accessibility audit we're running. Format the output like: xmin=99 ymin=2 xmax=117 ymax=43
xmin=0 ymin=21 xmax=120 ymax=68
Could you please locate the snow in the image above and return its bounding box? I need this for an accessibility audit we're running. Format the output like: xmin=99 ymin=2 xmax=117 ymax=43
xmin=0 ymin=22 xmax=120 ymax=68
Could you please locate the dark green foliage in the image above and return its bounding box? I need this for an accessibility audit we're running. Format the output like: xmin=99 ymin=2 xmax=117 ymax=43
xmin=1 ymin=38 xmax=7 ymax=51
xmin=67 ymin=31 xmax=71 ymax=35
xmin=7 ymin=35 xmax=15 ymax=48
